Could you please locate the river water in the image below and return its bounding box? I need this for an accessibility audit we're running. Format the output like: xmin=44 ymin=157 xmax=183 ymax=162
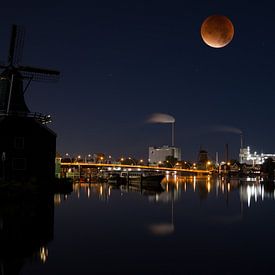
xmin=3 ymin=176 xmax=275 ymax=274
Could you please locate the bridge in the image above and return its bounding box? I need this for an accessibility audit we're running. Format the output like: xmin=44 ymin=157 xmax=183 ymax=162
xmin=60 ymin=162 xmax=210 ymax=175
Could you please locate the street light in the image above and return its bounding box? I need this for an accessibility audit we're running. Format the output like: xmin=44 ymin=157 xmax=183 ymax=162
xmin=165 ymin=160 xmax=173 ymax=168
xmin=65 ymin=153 xmax=72 ymax=163
xmin=206 ymin=161 xmax=212 ymax=171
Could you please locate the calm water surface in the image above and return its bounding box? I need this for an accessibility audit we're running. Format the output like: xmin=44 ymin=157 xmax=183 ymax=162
xmin=4 ymin=176 xmax=275 ymax=274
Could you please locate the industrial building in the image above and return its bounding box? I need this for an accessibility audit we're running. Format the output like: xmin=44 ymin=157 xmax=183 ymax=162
xmin=239 ymin=146 xmax=275 ymax=165
xmin=148 ymin=145 xmax=181 ymax=166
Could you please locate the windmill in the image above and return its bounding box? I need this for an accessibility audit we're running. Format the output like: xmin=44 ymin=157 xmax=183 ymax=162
xmin=0 ymin=24 xmax=60 ymax=123
xmin=0 ymin=25 xmax=60 ymax=182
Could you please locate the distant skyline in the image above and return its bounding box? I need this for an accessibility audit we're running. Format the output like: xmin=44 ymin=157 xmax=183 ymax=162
xmin=1 ymin=0 xmax=275 ymax=161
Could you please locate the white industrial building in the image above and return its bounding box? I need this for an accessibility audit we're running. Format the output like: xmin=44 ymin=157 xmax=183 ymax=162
xmin=148 ymin=145 xmax=181 ymax=166
xmin=239 ymin=146 xmax=275 ymax=165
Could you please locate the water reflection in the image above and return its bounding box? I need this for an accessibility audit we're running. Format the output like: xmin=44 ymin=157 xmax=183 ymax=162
xmin=71 ymin=176 xmax=275 ymax=208
xmin=3 ymin=176 xmax=275 ymax=274
xmin=66 ymin=176 xmax=275 ymax=239
xmin=66 ymin=176 xmax=275 ymax=274
xmin=0 ymin=190 xmax=54 ymax=275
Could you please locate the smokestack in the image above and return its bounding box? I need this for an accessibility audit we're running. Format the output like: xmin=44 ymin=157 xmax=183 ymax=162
xmin=215 ymin=152 xmax=219 ymax=165
xmin=171 ymin=122 xmax=175 ymax=147
xmin=240 ymin=133 xmax=244 ymax=149
xmin=225 ymin=143 xmax=229 ymax=162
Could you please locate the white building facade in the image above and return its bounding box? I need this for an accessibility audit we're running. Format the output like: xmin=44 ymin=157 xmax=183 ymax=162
xmin=148 ymin=145 xmax=181 ymax=165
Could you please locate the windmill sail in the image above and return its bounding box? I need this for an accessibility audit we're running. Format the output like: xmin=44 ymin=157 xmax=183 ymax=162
xmin=0 ymin=24 xmax=60 ymax=116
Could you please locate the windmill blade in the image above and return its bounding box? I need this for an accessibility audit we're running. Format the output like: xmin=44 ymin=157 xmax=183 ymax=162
xmin=19 ymin=65 xmax=60 ymax=76
xmin=8 ymin=25 xmax=17 ymax=64
xmin=20 ymin=70 xmax=60 ymax=82
xmin=8 ymin=25 xmax=25 ymax=65
xmin=13 ymin=25 xmax=25 ymax=65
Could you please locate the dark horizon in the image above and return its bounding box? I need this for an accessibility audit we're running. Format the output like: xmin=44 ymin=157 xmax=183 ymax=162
xmin=0 ymin=0 xmax=274 ymax=161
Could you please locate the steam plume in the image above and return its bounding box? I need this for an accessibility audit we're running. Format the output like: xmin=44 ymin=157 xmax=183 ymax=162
xmin=210 ymin=125 xmax=242 ymax=134
xmin=147 ymin=113 xmax=175 ymax=124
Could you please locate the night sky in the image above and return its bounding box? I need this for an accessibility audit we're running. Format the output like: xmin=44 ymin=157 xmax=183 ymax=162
xmin=1 ymin=0 xmax=275 ymax=161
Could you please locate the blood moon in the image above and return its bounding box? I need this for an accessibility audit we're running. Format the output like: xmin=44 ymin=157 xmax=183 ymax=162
xmin=201 ymin=15 xmax=234 ymax=48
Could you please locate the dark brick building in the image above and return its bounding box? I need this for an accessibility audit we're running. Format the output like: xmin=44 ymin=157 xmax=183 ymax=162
xmin=0 ymin=115 xmax=56 ymax=182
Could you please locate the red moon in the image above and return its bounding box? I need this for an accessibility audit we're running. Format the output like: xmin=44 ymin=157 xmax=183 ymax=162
xmin=201 ymin=15 xmax=234 ymax=48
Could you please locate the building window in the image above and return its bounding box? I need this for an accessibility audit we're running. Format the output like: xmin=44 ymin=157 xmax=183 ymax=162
xmin=14 ymin=137 xmax=24 ymax=149
xmin=12 ymin=158 xmax=26 ymax=170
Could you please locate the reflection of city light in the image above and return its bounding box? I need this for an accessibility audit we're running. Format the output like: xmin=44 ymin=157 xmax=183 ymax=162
xmin=247 ymin=186 xmax=252 ymax=207
xmin=54 ymin=194 xmax=61 ymax=206
xmin=63 ymin=177 xmax=275 ymax=210
xmin=227 ymin=183 xmax=231 ymax=192
xmin=39 ymin=246 xmax=48 ymax=263
xmin=207 ymin=182 xmax=211 ymax=193
xmin=193 ymin=176 xmax=196 ymax=191
xmin=100 ymin=185 xmax=103 ymax=196
xmin=149 ymin=223 xmax=174 ymax=235
xmin=244 ymin=185 xmax=264 ymax=207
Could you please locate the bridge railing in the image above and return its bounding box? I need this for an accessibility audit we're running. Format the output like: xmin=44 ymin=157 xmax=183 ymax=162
xmin=60 ymin=162 xmax=210 ymax=174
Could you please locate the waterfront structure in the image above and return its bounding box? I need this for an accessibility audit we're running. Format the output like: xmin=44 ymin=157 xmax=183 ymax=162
xmin=239 ymin=146 xmax=275 ymax=165
xmin=0 ymin=25 xmax=59 ymax=182
xmin=197 ymin=148 xmax=210 ymax=170
xmin=148 ymin=145 xmax=181 ymax=166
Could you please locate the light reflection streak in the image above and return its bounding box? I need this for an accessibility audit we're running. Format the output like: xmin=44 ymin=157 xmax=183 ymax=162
xmin=67 ymin=176 xmax=275 ymax=210
xmin=207 ymin=182 xmax=211 ymax=193
xmin=39 ymin=246 xmax=48 ymax=263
